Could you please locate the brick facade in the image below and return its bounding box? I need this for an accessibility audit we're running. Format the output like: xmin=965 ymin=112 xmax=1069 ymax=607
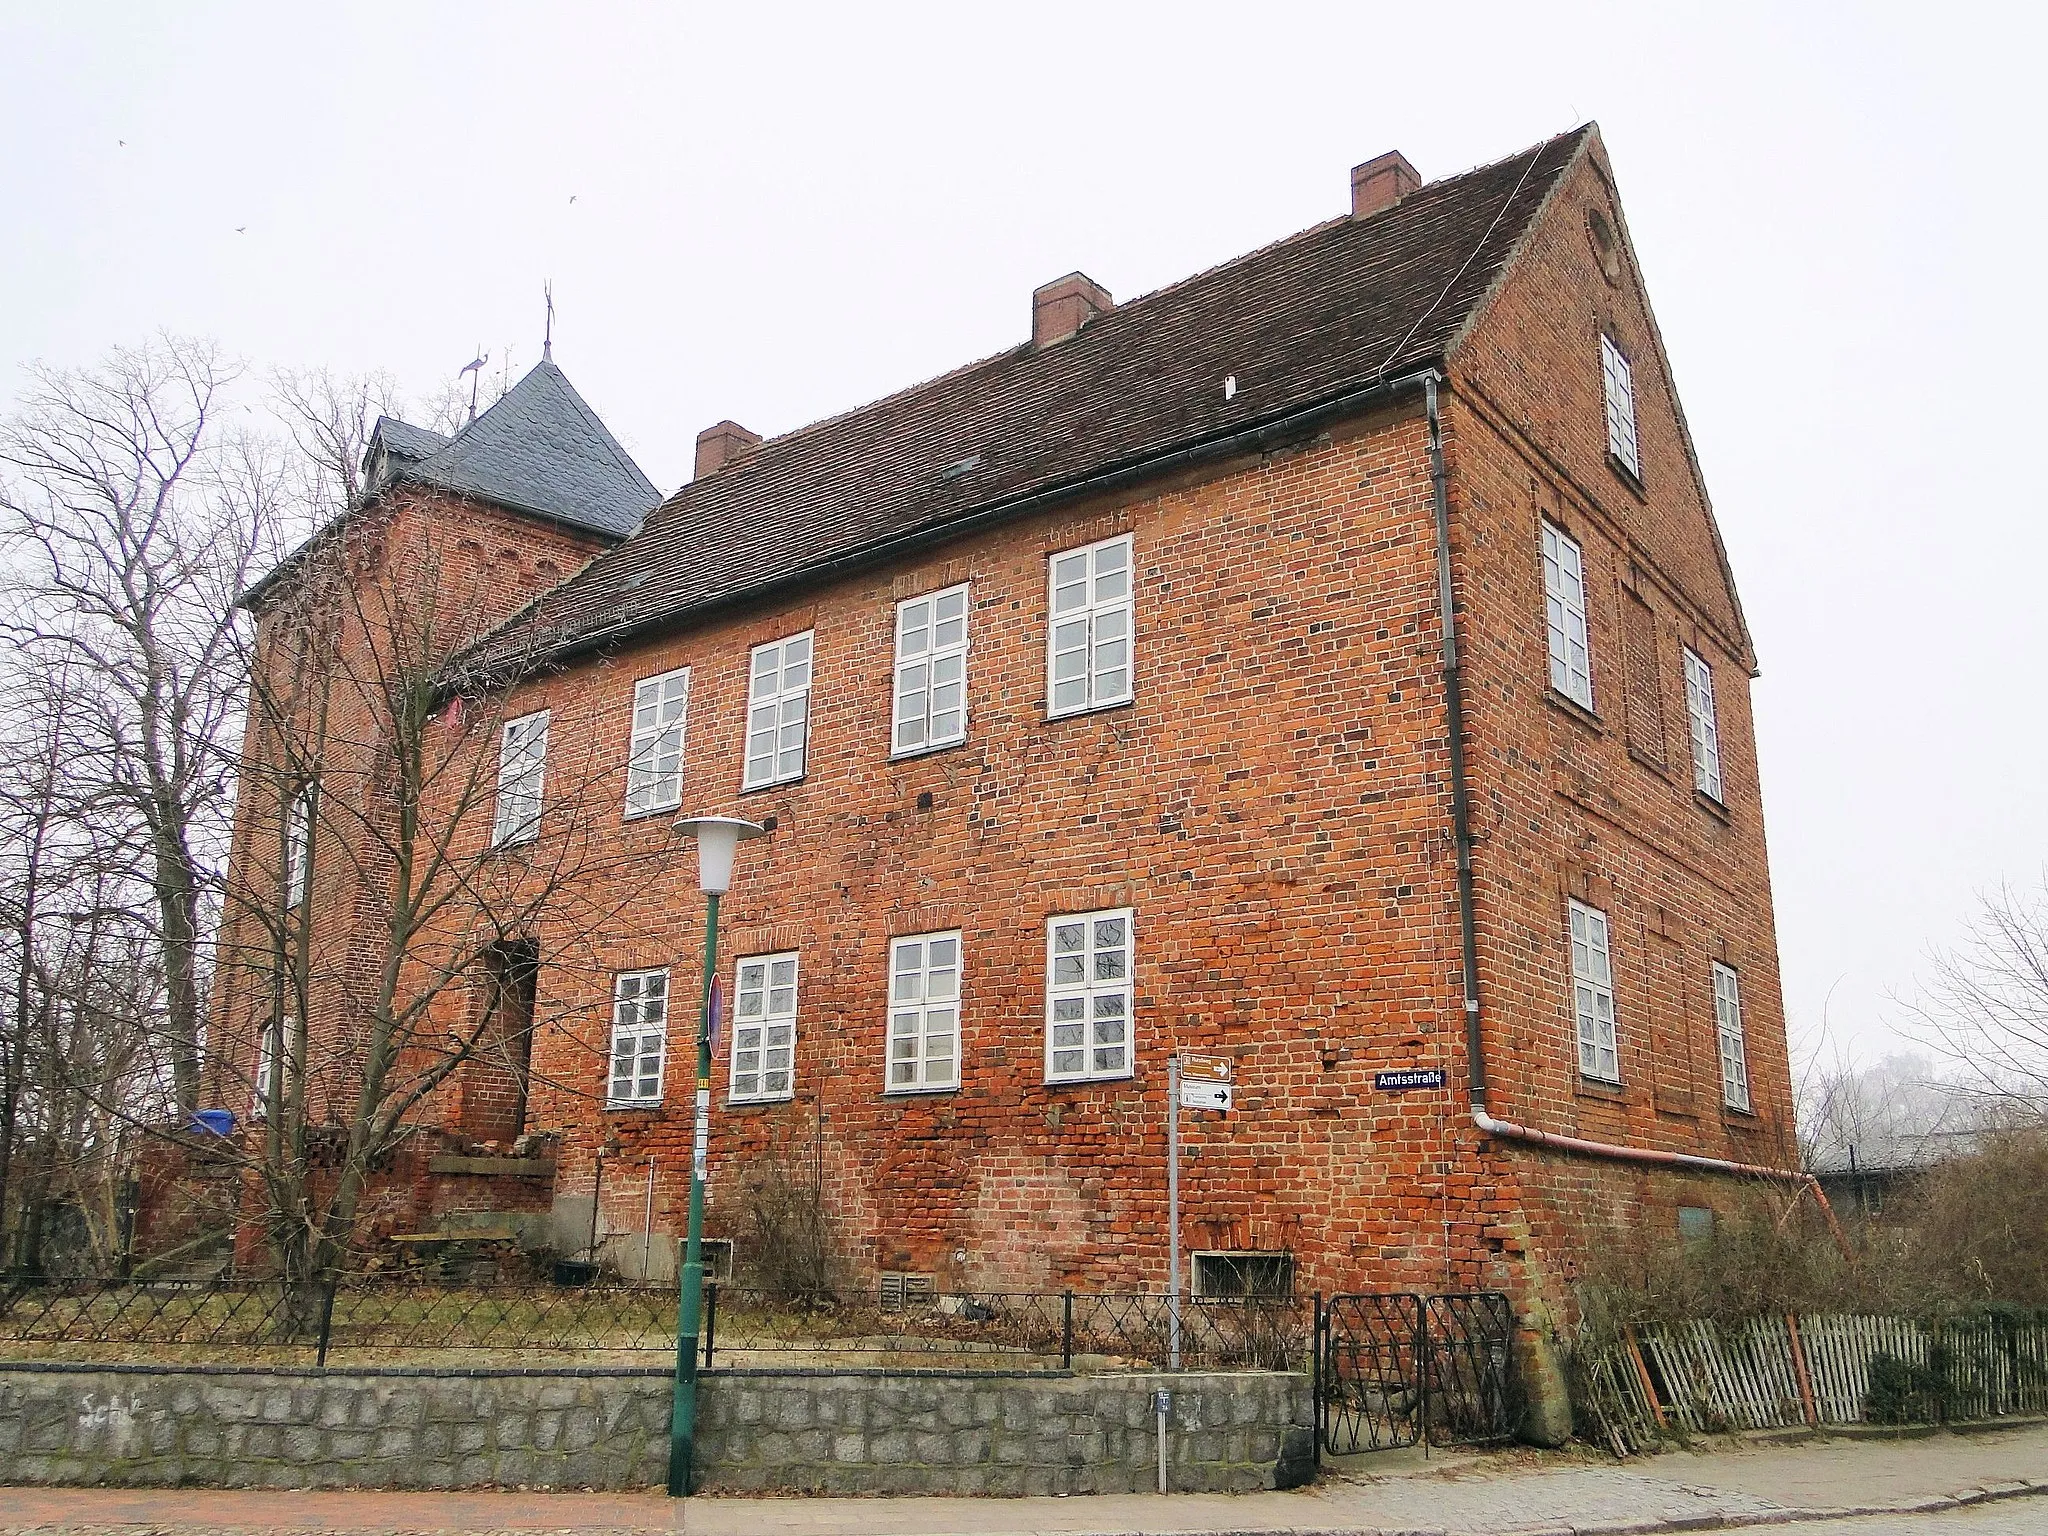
xmin=207 ymin=127 xmax=1797 ymax=1334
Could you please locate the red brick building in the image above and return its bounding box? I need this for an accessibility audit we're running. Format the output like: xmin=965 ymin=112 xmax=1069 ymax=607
xmin=214 ymin=126 xmax=1805 ymax=1349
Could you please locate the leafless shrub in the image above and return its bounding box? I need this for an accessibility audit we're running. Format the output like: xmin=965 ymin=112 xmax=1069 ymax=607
xmin=729 ymin=1111 xmax=846 ymax=1302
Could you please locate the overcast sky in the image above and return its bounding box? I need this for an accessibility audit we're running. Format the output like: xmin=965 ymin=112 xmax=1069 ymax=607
xmin=3 ymin=3 xmax=2042 ymax=1071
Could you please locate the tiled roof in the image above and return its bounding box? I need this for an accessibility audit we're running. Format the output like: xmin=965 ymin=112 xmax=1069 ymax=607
xmin=399 ymin=361 xmax=660 ymax=540
xmin=370 ymin=416 xmax=450 ymax=465
xmin=474 ymin=128 xmax=1589 ymax=672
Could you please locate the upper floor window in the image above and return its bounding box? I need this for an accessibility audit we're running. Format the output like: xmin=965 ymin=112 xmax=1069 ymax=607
xmin=1682 ymin=647 xmax=1724 ymax=803
xmin=1048 ymin=533 xmax=1133 ymax=718
xmin=1712 ymin=961 xmax=1751 ymax=1112
xmin=1045 ymin=908 xmax=1133 ymax=1083
xmin=607 ymin=968 xmax=669 ymax=1107
xmin=1569 ymin=899 xmax=1620 ymax=1083
xmin=731 ymin=951 xmax=798 ymax=1103
xmin=626 ymin=666 xmax=691 ymax=817
xmin=893 ymin=584 xmax=969 ymax=755
xmin=492 ymin=710 xmax=549 ymax=846
xmin=284 ymin=786 xmax=314 ymax=905
xmin=743 ymin=632 xmax=813 ymax=791
xmin=1601 ymin=333 xmax=1640 ymax=479
xmin=886 ymin=931 xmax=960 ymax=1093
xmin=1541 ymin=523 xmax=1594 ymax=710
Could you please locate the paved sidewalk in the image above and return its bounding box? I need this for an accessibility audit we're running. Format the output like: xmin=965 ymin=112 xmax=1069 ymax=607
xmin=2 ymin=1422 xmax=2044 ymax=1535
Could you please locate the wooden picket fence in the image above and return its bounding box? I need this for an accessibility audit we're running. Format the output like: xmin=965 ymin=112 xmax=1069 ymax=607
xmin=1578 ymin=1313 xmax=2048 ymax=1453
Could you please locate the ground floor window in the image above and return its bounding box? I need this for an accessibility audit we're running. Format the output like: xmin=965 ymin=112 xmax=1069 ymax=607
xmin=1192 ymin=1251 xmax=1295 ymax=1299
xmin=887 ymin=932 xmax=960 ymax=1091
xmin=608 ymin=968 xmax=669 ymax=1107
xmin=731 ymin=951 xmax=797 ymax=1102
xmin=1045 ymin=908 xmax=1133 ymax=1082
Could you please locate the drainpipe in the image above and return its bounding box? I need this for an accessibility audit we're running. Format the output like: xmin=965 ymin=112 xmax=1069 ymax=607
xmin=1418 ymin=371 xmax=1851 ymax=1262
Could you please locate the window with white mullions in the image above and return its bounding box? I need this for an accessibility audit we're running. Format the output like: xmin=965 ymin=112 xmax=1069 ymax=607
xmin=492 ymin=710 xmax=549 ymax=846
xmin=1047 ymin=533 xmax=1133 ymax=717
xmin=1601 ymin=333 xmax=1640 ymax=478
xmin=607 ymin=968 xmax=669 ymax=1107
xmin=284 ymin=785 xmax=314 ymax=905
xmin=1045 ymin=908 xmax=1133 ymax=1082
xmin=1682 ymin=647 xmax=1724 ymax=803
xmin=1542 ymin=523 xmax=1594 ymax=710
xmin=893 ymin=584 xmax=969 ymax=755
xmin=1713 ymin=961 xmax=1751 ymax=1112
xmin=886 ymin=932 xmax=960 ymax=1092
xmin=743 ymin=632 xmax=813 ymax=790
xmin=625 ymin=667 xmax=690 ymax=816
xmin=731 ymin=951 xmax=797 ymax=1103
xmin=1569 ymin=899 xmax=1620 ymax=1083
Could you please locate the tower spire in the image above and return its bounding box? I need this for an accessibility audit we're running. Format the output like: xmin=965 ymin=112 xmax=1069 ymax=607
xmin=543 ymin=280 xmax=555 ymax=362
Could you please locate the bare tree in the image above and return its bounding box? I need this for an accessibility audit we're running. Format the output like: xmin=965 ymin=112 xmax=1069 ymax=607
xmin=0 ymin=337 xmax=279 ymax=1118
xmin=1897 ymin=878 xmax=2048 ymax=1123
xmin=213 ymin=499 xmax=628 ymax=1302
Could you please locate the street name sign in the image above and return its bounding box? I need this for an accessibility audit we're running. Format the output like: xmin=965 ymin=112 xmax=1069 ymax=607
xmin=1373 ymin=1067 xmax=1446 ymax=1093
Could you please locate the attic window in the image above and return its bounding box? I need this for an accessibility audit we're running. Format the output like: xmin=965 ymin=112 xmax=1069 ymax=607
xmin=940 ymin=455 xmax=983 ymax=482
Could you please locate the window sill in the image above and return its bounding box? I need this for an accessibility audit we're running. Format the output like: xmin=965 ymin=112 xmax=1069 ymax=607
xmin=1625 ymin=744 xmax=1673 ymax=782
xmin=622 ymin=802 xmax=681 ymax=824
xmin=604 ymin=1100 xmax=665 ymax=1114
xmin=1721 ymin=1102 xmax=1761 ymax=1125
xmin=882 ymin=1083 xmax=959 ymax=1098
xmin=1574 ymin=1074 xmax=1627 ymax=1102
xmin=739 ymin=773 xmax=806 ymax=797
xmin=1044 ymin=1071 xmax=1135 ymax=1090
xmin=1607 ymin=454 xmax=1647 ymax=501
xmin=1544 ymin=689 xmax=1604 ymax=734
xmin=889 ymin=737 xmax=969 ymax=764
xmin=1694 ymin=788 xmax=1731 ymax=824
xmin=1046 ymin=696 xmax=1136 ymax=725
xmin=725 ymin=1093 xmax=794 ymax=1111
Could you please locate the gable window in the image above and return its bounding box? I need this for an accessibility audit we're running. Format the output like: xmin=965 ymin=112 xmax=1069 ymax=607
xmin=1569 ymin=899 xmax=1620 ymax=1083
xmin=893 ymin=584 xmax=970 ymax=755
xmin=1712 ymin=961 xmax=1751 ymax=1112
xmin=1047 ymin=533 xmax=1133 ymax=717
xmin=731 ymin=951 xmax=797 ymax=1103
xmin=492 ymin=710 xmax=549 ymax=846
xmin=743 ymin=632 xmax=813 ymax=790
xmin=607 ymin=968 xmax=669 ymax=1107
xmin=1682 ymin=647 xmax=1724 ymax=803
xmin=625 ymin=666 xmax=691 ymax=817
xmin=886 ymin=932 xmax=960 ymax=1093
xmin=1601 ymin=333 xmax=1640 ymax=478
xmin=284 ymin=785 xmax=315 ymax=905
xmin=1045 ymin=908 xmax=1133 ymax=1083
xmin=1541 ymin=523 xmax=1594 ymax=710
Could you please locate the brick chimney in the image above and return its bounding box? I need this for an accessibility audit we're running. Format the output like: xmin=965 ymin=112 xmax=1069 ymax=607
xmin=1351 ymin=151 xmax=1421 ymax=218
xmin=1032 ymin=272 xmax=1112 ymax=348
xmin=694 ymin=420 xmax=761 ymax=480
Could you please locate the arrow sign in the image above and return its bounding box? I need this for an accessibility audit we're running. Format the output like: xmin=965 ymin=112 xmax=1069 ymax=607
xmin=1177 ymin=1051 xmax=1233 ymax=1112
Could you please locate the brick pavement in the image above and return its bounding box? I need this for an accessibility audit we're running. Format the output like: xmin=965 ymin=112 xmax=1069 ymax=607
xmin=3 ymin=1422 xmax=2045 ymax=1536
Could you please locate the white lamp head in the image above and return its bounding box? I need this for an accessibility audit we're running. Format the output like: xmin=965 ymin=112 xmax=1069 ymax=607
xmin=672 ymin=814 xmax=767 ymax=895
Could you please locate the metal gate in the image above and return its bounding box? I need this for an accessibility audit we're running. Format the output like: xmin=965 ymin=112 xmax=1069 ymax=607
xmin=1316 ymin=1290 xmax=1519 ymax=1455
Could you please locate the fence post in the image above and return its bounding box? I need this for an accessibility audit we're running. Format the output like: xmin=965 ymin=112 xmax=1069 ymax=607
xmin=703 ymin=1280 xmax=718 ymax=1370
xmin=1062 ymin=1291 xmax=1074 ymax=1370
xmin=1414 ymin=1294 xmax=1429 ymax=1453
xmin=314 ymin=1280 xmax=338 ymax=1368
xmin=1312 ymin=1292 xmax=1324 ymax=1468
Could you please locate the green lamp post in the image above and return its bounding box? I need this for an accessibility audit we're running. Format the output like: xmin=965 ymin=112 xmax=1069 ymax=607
xmin=667 ymin=813 xmax=765 ymax=1497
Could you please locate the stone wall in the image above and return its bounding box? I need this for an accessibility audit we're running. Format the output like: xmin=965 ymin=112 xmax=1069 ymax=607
xmin=0 ymin=1364 xmax=1313 ymax=1494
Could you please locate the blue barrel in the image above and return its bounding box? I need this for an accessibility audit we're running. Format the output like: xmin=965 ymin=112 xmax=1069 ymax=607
xmin=191 ymin=1108 xmax=237 ymax=1137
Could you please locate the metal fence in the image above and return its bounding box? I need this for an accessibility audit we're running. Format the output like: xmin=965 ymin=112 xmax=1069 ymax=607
xmin=1315 ymin=1290 xmax=1520 ymax=1455
xmin=0 ymin=1274 xmax=1307 ymax=1373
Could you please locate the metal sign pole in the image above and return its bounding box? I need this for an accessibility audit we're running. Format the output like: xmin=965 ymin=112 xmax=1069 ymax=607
xmin=1168 ymin=1053 xmax=1182 ymax=1371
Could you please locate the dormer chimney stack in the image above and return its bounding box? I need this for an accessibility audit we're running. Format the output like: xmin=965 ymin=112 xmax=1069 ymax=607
xmin=1351 ymin=151 xmax=1421 ymax=218
xmin=1032 ymin=272 xmax=1113 ymax=348
xmin=694 ymin=420 xmax=762 ymax=480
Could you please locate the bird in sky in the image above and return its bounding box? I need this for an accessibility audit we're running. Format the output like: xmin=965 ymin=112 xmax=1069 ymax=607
xmin=235 ymin=226 xmax=246 ymax=234
xmin=569 ymin=195 xmax=577 ymax=204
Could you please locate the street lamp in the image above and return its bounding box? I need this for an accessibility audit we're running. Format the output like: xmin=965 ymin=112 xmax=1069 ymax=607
xmin=666 ymin=813 xmax=765 ymax=1497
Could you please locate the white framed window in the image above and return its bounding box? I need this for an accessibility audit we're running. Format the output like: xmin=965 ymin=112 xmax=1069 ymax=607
xmin=284 ymin=786 xmax=314 ymax=905
xmin=492 ymin=709 xmax=549 ymax=846
xmin=1601 ymin=333 xmax=1640 ymax=478
xmin=1542 ymin=522 xmax=1594 ymax=710
xmin=1047 ymin=533 xmax=1133 ymax=717
xmin=1713 ymin=961 xmax=1751 ymax=1112
xmin=1045 ymin=908 xmax=1133 ymax=1082
xmin=731 ymin=951 xmax=798 ymax=1103
xmin=893 ymin=584 xmax=970 ymax=755
xmin=625 ymin=667 xmax=691 ymax=817
xmin=743 ymin=632 xmax=813 ymax=790
xmin=1682 ymin=647 xmax=1724 ymax=803
xmin=1569 ymin=899 xmax=1620 ymax=1083
xmin=886 ymin=932 xmax=960 ymax=1093
xmin=607 ymin=968 xmax=669 ymax=1107
xmin=252 ymin=1016 xmax=279 ymax=1117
